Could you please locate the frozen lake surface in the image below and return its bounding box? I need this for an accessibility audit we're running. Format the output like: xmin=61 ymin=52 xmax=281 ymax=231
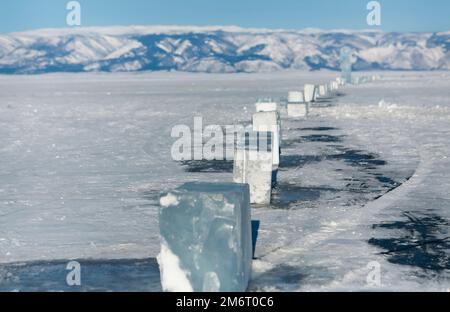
xmin=0 ymin=71 xmax=449 ymax=291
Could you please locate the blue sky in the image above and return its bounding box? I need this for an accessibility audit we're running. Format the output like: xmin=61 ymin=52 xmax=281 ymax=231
xmin=0 ymin=0 xmax=449 ymax=33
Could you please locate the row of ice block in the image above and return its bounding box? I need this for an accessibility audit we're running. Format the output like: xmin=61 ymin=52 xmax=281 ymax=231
xmin=286 ymin=78 xmax=345 ymax=118
xmin=157 ymin=75 xmax=377 ymax=293
xmin=232 ymin=100 xmax=282 ymax=205
xmin=157 ymin=103 xmax=282 ymax=292
xmin=288 ymin=78 xmax=343 ymax=105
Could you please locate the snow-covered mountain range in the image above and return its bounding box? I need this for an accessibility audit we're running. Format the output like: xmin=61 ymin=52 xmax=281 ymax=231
xmin=0 ymin=25 xmax=449 ymax=74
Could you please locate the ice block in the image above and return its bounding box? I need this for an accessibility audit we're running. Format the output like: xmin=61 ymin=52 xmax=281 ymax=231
xmin=255 ymin=99 xmax=278 ymax=112
xmin=313 ymin=86 xmax=320 ymax=101
xmin=340 ymin=47 xmax=356 ymax=84
xmin=287 ymin=103 xmax=308 ymax=118
xmin=304 ymin=84 xmax=316 ymax=103
xmin=319 ymin=85 xmax=326 ymax=97
xmin=233 ymin=131 xmax=273 ymax=205
xmin=158 ymin=182 xmax=252 ymax=292
xmin=252 ymin=111 xmax=280 ymax=168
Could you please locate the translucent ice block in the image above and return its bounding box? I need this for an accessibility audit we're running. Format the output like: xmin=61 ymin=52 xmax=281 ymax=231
xmin=313 ymin=86 xmax=320 ymax=101
xmin=158 ymin=182 xmax=252 ymax=292
xmin=304 ymin=84 xmax=316 ymax=103
xmin=252 ymin=111 xmax=280 ymax=167
xmin=340 ymin=47 xmax=356 ymax=84
xmin=233 ymin=131 xmax=273 ymax=205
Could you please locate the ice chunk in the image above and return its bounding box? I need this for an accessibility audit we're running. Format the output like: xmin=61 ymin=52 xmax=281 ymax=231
xmin=287 ymin=103 xmax=308 ymax=118
xmin=304 ymin=84 xmax=316 ymax=103
xmin=233 ymin=131 xmax=273 ymax=205
xmin=255 ymin=99 xmax=277 ymax=112
xmin=328 ymin=81 xmax=339 ymax=94
xmin=252 ymin=111 xmax=280 ymax=167
xmin=313 ymin=86 xmax=320 ymax=101
xmin=333 ymin=81 xmax=339 ymax=89
xmin=287 ymin=91 xmax=304 ymax=103
xmin=158 ymin=182 xmax=252 ymax=292
xmin=318 ymin=85 xmax=327 ymax=97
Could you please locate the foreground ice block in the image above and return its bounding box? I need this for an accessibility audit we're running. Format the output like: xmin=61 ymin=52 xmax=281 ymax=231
xmin=255 ymin=99 xmax=277 ymax=112
xmin=287 ymin=103 xmax=308 ymax=118
xmin=233 ymin=131 xmax=273 ymax=205
xmin=304 ymin=84 xmax=316 ymax=103
xmin=158 ymin=182 xmax=252 ymax=292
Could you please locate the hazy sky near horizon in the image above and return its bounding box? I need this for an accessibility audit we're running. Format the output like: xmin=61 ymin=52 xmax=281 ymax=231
xmin=0 ymin=0 xmax=449 ymax=33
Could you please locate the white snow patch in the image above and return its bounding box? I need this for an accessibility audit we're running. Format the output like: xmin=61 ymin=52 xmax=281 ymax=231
xmin=157 ymin=242 xmax=193 ymax=292
xmin=160 ymin=193 xmax=179 ymax=207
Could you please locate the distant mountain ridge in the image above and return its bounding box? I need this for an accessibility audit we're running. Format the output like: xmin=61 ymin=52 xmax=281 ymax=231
xmin=0 ymin=26 xmax=448 ymax=74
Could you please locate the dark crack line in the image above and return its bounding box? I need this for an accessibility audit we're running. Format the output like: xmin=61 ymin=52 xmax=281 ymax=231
xmin=378 ymin=237 xmax=450 ymax=255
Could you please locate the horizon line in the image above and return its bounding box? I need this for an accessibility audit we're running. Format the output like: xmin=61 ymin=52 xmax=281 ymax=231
xmin=3 ymin=24 xmax=449 ymax=37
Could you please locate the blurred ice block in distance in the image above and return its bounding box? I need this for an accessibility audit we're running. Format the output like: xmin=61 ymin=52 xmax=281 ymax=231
xmin=255 ymin=98 xmax=278 ymax=112
xmin=304 ymin=84 xmax=316 ymax=103
xmin=287 ymin=103 xmax=308 ymax=118
xmin=233 ymin=131 xmax=273 ymax=205
xmin=287 ymin=91 xmax=304 ymax=103
xmin=287 ymin=90 xmax=308 ymax=118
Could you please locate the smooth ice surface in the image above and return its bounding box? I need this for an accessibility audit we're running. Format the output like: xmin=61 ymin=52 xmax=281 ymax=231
xmin=158 ymin=182 xmax=252 ymax=292
xmin=0 ymin=258 xmax=162 ymax=292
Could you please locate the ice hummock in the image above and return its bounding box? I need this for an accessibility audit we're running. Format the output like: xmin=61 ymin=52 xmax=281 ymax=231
xmin=304 ymin=84 xmax=316 ymax=103
xmin=158 ymin=182 xmax=252 ymax=292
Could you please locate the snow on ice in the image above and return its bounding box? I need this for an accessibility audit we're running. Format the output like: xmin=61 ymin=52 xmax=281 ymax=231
xmin=0 ymin=70 xmax=449 ymax=291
